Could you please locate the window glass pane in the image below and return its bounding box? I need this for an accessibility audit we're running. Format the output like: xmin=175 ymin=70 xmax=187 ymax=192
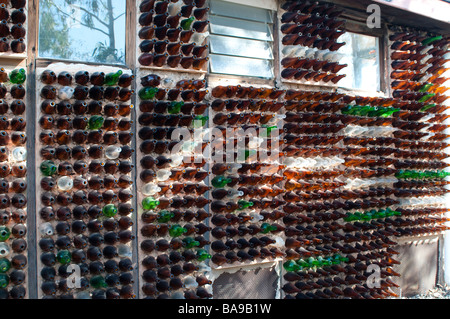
xmin=337 ymin=32 xmax=380 ymax=91
xmin=210 ymin=35 xmax=273 ymax=60
xmin=38 ymin=0 xmax=126 ymax=64
xmin=209 ymin=16 xmax=272 ymax=41
xmin=210 ymin=0 xmax=273 ymax=23
xmin=210 ymin=54 xmax=273 ymax=78
xmin=209 ymin=0 xmax=274 ymax=79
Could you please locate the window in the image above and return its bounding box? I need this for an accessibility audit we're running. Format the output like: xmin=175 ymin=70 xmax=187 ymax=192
xmin=337 ymin=31 xmax=381 ymax=92
xmin=38 ymin=0 xmax=126 ymax=65
xmin=209 ymin=0 xmax=274 ymax=79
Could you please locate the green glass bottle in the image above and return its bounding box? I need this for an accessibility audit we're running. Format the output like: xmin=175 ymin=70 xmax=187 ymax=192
xmin=361 ymin=212 xmax=373 ymax=221
xmin=307 ymin=257 xmax=322 ymax=268
xmin=180 ymin=17 xmax=195 ymax=30
xmin=436 ymin=171 xmax=445 ymax=179
xmin=0 ymin=226 xmax=10 ymax=242
xmin=357 ymin=105 xmax=373 ymax=116
xmin=366 ymin=107 xmax=380 ymax=117
xmin=88 ymin=115 xmax=105 ymax=130
xmin=90 ymin=275 xmax=108 ymax=289
xmin=261 ymin=125 xmax=278 ymax=137
xmin=378 ymin=107 xmax=391 ymax=117
xmin=316 ymin=256 xmax=326 ymax=267
xmin=138 ymin=87 xmax=159 ymax=100
xmin=211 ymin=176 xmax=232 ymax=188
xmin=373 ymin=210 xmax=386 ymax=219
xmin=260 ymin=223 xmax=277 ymax=234
xmin=401 ymin=170 xmax=409 ymax=179
xmin=335 ymin=254 xmax=349 ymax=263
xmin=40 ymin=161 xmax=58 ymax=177
xmin=382 ymin=208 xmax=392 ymax=218
xmin=322 ymin=257 xmax=332 ymax=267
xmin=183 ymin=237 xmax=200 ymax=249
xmin=418 ymin=93 xmax=435 ymax=103
xmin=437 ymin=171 xmax=450 ymax=179
xmin=409 ymin=170 xmax=418 ymax=179
xmin=168 ymin=101 xmax=183 ymax=114
xmin=104 ymin=70 xmax=123 ymax=86
xmin=380 ymin=107 xmax=400 ymax=117
xmin=238 ymin=200 xmax=254 ymax=211
xmin=0 ymin=273 xmax=8 ymax=288
xmin=157 ymin=210 xmax=174 ymax=223
xmin=422 ymin=35 xmax=443 ymax=46
xmin=340 ymin=105 xmax=353 ymax=114
xmin=297 ymin=259 xmax=310 ymax=268
xmin=283 ymin=260 xmax=301 ymax=272
xmin=396 ymin=169 xmax=421 ymax=179
xmin=347 ymin=105 xmax=361 ymax=116
xmin=412 ymin=170 xmax=421 ymax=179
xmin=344 ymin=213 xmax=356 ymax=222
xmin=342 ymin=105 xmax=356 ymax=115
xmin=0 ymin=258 xmax=10 ymax=273
xmin=420 ymin=104 xmax=436 ymax=112
xmin=9 ymin=68 xmax=26 ymax=84
xmin=193 ymin=116 xmax=209 ymax=128
xmin=56 ymin=250 xmax=72 ymax=265
xmin=169 ymin=224 xmax=188 ymax=237
xmin=103 ymin=204 xmax=118 ymax=217
xmin=419 ymin=83 xmax=433 ymax=93
xmin=197 ymin=249 xmax=211 ymax=261
xmin=330 ymin=255 xmax=342 ymax=265
xmin=142 ymin=197 xmax=160 ymax=210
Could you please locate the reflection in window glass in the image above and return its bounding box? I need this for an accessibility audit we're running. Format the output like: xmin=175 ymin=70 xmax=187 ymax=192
xmin=337 ymin=32 xmax=381 ymax=92
xmin=210 ymin=55 xmax=273 ymax=78
xmin=39 ymin=0 xmax=126 ymax=64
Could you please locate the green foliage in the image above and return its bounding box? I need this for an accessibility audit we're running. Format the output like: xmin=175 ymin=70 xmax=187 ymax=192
xmin=39 ymin=0 xmax=125 ymax=64
xmin=92 ymin=41 xmax=125 ymax=64
xmin=39 ymin=1 xmax=71 ymax=59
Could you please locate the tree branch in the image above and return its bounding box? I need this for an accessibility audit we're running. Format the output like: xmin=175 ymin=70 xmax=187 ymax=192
xmin=100 ymin=0 xmax=109 ymax=11
xmin=48 ymin=0 xmax=110 ymax=37
xmin=66 ymin=2 xmax=110 ymax=28
xmin=113 ymin=12 xmax=126 ymax=21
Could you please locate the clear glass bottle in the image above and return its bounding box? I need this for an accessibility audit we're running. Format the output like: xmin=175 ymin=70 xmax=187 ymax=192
xmin=12 ymin=147 xmax=26 ymax=162
xmin=57 ymin=176 xmax=74 ymax=192
xmin=105 ymin=146 xmax=122 ymax=160
xmin=142 ymin=183 xmax=161 ymax=196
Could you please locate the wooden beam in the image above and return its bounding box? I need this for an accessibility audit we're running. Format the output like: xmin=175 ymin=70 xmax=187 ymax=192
xmin=126 ymin=0 xmax=137 ymax=70
xmin=26 ymin=0 xmax=39 ymax=300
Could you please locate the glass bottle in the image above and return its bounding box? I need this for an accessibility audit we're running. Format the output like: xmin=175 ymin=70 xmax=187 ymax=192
xmin=9 ymin=68 xmax=26 ymax=84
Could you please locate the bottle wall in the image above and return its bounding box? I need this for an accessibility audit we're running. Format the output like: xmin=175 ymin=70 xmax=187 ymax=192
xmin=35 ymin=64 xmax=136 ymax=299
xmin=0 ymin=65 xmax=27 ymax=299
xmin=0 ymin=0 xmax=446 ymax=299
xmin=0 ymin=0 xmax=27 ymax=57
xmin=136 ymin=70 xmax=214 ymax=298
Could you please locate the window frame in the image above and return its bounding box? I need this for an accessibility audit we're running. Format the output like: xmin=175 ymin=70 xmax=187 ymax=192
xmin=336 ymin=17 xmax=390 ymax=96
